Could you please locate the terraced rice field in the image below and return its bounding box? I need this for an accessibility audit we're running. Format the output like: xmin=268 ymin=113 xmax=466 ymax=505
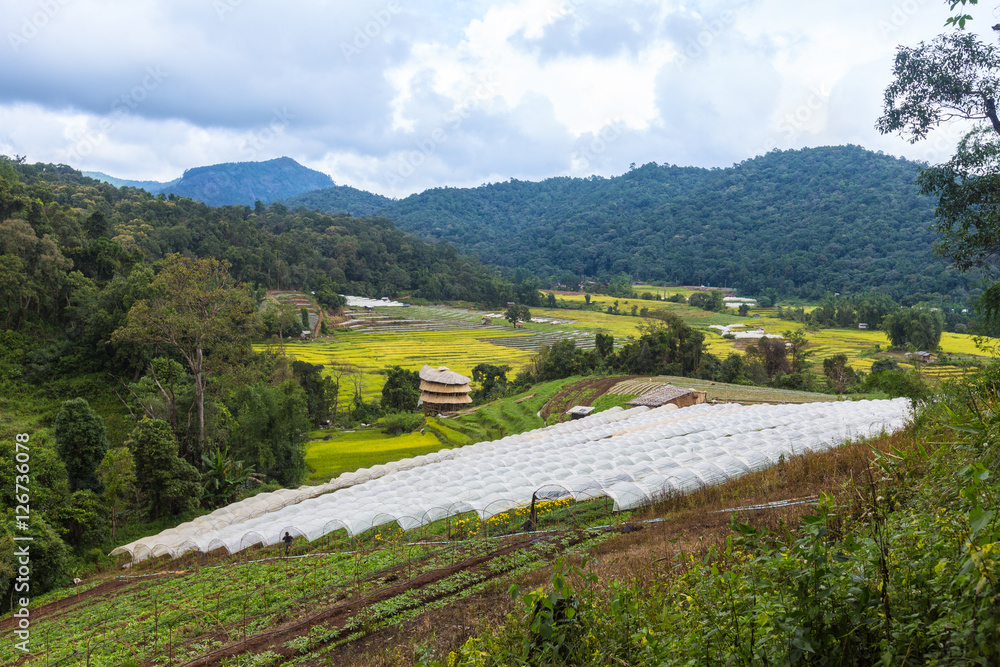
xmin=606 ymin=376 xmax=838 ymax=403
xmin=528 ymin=306 xmax=641 ymax=339
xmin=295 ymin=330 xmax=533 ymax=373
xmin=918 ymin=365 xmax=981 ymax=382
xmin=267 ymin=300 xmax=991 ymax=406
xmin=270 ymin=290 xmax=321 ymax=331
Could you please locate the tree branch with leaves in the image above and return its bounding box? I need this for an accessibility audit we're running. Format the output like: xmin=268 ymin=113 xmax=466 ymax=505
xmin=112 ymin=255 xmax=261 ymax=449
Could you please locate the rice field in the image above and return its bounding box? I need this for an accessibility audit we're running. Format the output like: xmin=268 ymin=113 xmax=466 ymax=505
xmin=283 ymin=329 xmax=535 ymax=376
xmin=270 ymin=290 xmax=321 ymax=330
xmin=606 ymin=376 xmax=838 ymax=403
xmin=304 ymin=428 xmax=447 ymax=481
xmin=264 ymin=299 xmax=991 ymax=410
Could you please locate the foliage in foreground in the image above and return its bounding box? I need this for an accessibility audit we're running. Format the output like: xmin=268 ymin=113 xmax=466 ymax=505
xmin=417 ymin=380 xmax=1000 ymax=666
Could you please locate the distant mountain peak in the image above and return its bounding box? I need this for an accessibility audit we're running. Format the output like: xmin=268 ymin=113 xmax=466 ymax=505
xmin=84 ymin=157 xmax=334 ymax=207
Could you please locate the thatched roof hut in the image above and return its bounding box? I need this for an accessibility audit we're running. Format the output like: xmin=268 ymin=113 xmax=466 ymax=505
xmin=419 ymin=365 xmax=472 ymax=413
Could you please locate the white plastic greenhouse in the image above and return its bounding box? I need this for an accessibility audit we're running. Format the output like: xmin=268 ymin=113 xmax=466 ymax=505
xmin=112 ymin=398 xmax=911 ymax=562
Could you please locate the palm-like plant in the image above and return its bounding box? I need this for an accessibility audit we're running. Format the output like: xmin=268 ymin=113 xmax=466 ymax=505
xmin=201 ymin=447 xmax=260 ymax=508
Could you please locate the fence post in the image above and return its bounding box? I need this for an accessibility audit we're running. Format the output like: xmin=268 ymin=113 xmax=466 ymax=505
xmin=153 ymin=594 xmax=158 ymax=652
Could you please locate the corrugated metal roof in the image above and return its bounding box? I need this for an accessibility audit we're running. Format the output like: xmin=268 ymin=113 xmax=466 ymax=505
xmin=627 ymin=385 xmax=696 ymax=407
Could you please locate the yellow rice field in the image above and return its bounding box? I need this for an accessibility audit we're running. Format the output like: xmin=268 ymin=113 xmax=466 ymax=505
xmin=261 ymin=328 xmax=538 ymax=407
xmin=261 ymin=300 xmax=992 ymax=406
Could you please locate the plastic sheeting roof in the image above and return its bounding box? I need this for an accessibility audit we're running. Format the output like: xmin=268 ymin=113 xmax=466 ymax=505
xmin=113 ymin=398 xmax=911 ymax=562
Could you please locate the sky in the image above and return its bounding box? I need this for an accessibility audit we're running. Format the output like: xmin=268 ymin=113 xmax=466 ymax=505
xmin=1 ymin=0 xmax=996 ymax=197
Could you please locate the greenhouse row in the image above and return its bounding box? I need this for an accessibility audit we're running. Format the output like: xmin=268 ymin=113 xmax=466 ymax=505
xmin=113 ymin=398 xmax=911 ymax=562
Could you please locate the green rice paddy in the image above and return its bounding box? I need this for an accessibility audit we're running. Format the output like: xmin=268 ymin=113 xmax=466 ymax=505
xmin=305 ymin=428 xmax=447 ymax=481
xmin=280 ymin=293 xmax=992 ymax=482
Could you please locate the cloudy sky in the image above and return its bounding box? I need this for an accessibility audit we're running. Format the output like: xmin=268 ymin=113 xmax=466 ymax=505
xmin=1 ymin=0 xmax=995 ymax=197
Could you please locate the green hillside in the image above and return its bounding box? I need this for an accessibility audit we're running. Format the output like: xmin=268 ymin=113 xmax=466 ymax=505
xmin=286 ymin=146 xmax=974 ymax=302
xmin=85 ymin=156 xmax=334 ymax=207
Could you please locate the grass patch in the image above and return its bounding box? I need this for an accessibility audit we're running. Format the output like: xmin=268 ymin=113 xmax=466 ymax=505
xmin=304 ymin=429 xmax=447 ymax=481
xmin=591 ymin=392 xmax=637 ymax=412
xmin=424 ymin=416 xmax=472 ymax=446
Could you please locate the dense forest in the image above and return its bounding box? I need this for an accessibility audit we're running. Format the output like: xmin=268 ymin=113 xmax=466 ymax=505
xmin=85 ymin=156 xmax=335 ymax=207
xmin=0 ymin=154 xmax=548 ymax=596
xmin=2 ymin=157 xmax=529 ymax=319
xmin=286 ymin=145 xmax=975 ymax=303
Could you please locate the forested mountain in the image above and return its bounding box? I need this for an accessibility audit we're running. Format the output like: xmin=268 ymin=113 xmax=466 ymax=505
xmin=0 ymin=158 xmax=523 ymax=344
xmin=85 ymin=156 xmax=334 ymax=207
xmin=285 ymin=183 xmax=393 ymax=217
xmin=81 ymin=172 xmax=180 ymax=193
xmin=285 ymin=146 xmax=974 ymax=302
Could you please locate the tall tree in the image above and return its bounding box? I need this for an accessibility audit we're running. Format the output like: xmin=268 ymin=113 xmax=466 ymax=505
xmin=882 ymin=307 xmax=945 ymax=350
xmin=96 ymin=447 xmax=137 ymax=540
xmin=126 ymin=418 xmax=201 ymax=520
xmin=53 ymin=398 xmax=110 ymax=492
xmin=291 ymin=360 xmax=333 ymax=425
xmin=744 ymin=338 xmax=791 ymax=381
xmin=595 ymin=332 xmax=614 ymax=359
xmin=823 ymin=354 xmax=858 ymax=395
xmin=878 ymin=12 xmax=1000 ymax=329
xmin=471 ymin=363 xmax=511 ymax=402
xmin=504 ymin=303 xmax=531 ymax=326
xmin=113 ymin=255 xmax=261 ymax=447
xmin=381 ymin=365 xmax=420 ymax=412
xmin=223 ymin=380 xmax=309 ymax=485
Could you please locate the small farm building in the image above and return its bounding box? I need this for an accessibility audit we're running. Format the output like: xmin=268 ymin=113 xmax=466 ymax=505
xmin=565 ymin=406 xmax=595 ymax=420
xmin=419 ymin=365 xmax=472 ymax=414
xmin=627 ymin=385 xmax=707 ymax=409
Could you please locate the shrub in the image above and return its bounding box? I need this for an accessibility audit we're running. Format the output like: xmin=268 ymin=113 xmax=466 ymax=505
xmin=378 ymin=412 xmax=425 ymax=435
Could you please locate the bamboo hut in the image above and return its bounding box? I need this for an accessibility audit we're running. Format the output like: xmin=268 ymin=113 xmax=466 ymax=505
xmin=419 ymin=365 xmax=472 ymax=414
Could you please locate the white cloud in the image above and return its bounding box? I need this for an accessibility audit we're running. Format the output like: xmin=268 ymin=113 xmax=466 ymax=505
xmin=0 ymin=0 xmax=991 ymax=194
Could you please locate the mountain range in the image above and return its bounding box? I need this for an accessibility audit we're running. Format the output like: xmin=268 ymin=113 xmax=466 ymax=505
xmin=283 ymin=146 xmax=972 ymax=302
xmin=79 ymin=146 xmax=977 ymax=302
xmin=83 ymin=156 xmax=334 ymax=207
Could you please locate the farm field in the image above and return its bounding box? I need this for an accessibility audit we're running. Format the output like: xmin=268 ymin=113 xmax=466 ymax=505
xmin=1 ymin=508 xmax=600 ymax=667
xmin=305 ymin=428 xmax=447 ymax=481
xmin=301 ymin=373 xmax=849 ymax=483
xmin=607 ymin=375 xmax=838 ymax=403
xmin=10 ymin=396 xmax=918 ymax=667
xmin=268 ymin=297 xmax=991 ymax=411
